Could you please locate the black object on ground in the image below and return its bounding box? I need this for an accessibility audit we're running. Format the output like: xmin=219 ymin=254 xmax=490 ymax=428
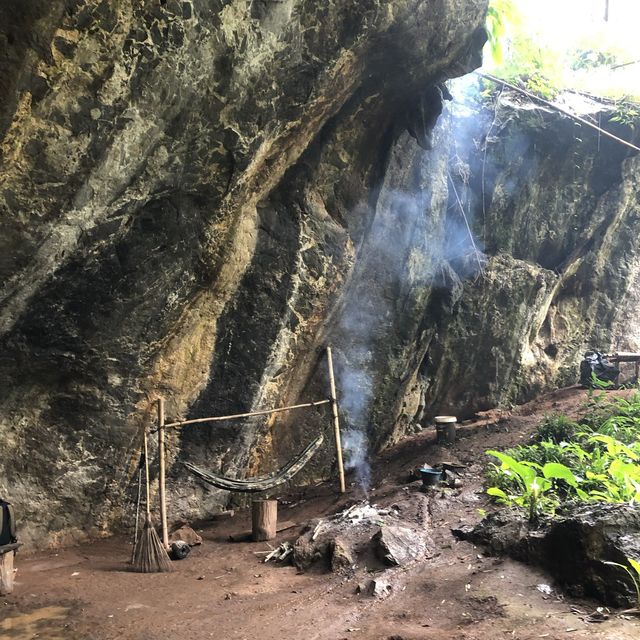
xmin=170 ymin=540 xmax=191 ymax=560
xmin=579 ymin=351 xmax=620 ymax=387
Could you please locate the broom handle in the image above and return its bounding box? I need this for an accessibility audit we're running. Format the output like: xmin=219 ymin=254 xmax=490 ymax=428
xmin=143 ymin=426 xmax=151 ymax=521
xmin=158 ymin=397 xmax=169 ymax=549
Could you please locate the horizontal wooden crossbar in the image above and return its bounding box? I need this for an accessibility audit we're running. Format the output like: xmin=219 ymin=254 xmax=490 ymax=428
xmin=603 ymin=352 xmax=640 ymax=363
xmin=155 ymin=398 xmax=332 ymax=432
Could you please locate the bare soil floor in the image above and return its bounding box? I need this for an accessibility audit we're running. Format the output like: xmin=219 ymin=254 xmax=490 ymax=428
xmin=2 ymin=386 xmax=639 ymax=640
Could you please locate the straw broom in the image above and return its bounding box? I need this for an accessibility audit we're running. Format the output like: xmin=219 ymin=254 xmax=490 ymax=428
xmin=131 ymin=426 xmax=172 ymax=573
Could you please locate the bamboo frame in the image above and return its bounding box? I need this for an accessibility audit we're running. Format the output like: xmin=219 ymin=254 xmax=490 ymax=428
xmin=157 ymin=398 xmax=169 ymax=550
xmin=326 ymin=346 xmax=346 ymax=493
xmin=151 ymin=346 xmax=347 ymax=527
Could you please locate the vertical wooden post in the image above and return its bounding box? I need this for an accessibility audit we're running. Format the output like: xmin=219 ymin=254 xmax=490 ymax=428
xmin=157 ymin=397 xmax=169 ymax=550
xmin=0 ymin=550 xmax=15 ymax=595
xmin=326 ymin=346 xmax=346 ymax=493
xmin=252 ymin=499 xmax=278 ymax=541
xmin=143 ymin=427 xmax=151 ymax=516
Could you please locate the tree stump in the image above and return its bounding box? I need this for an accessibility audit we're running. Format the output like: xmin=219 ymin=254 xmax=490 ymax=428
xmin=0 ymin=549 xmax=15 ymax=595
xmin=252 ymin=500 xmax=278 ymax=541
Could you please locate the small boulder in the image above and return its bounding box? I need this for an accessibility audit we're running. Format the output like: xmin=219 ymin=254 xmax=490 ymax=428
xmin=169 ymin=525 xmax=202 ymax=547
xmin=373 ymin=525 xmax=427 ymax=566
xmin=330 ymin=536 xmax=355 ymax=572
xmin=357 ymin=578 xmax=393 ymax=598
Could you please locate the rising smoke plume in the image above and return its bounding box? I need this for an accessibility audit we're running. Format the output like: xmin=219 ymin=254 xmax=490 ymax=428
xmin=332 ymin=81 xmax=488 ymax=494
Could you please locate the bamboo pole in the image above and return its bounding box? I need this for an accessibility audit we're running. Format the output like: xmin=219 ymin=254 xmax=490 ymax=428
xmin=326 ymin=346 xmax=346 ymax=493
xmin=476 ymin=71 xmax=640 ymax=154
xmin=158 ymin=399 xmax=331 ymax=431
xmin=157 ymin=397 xmax=169 ymax=550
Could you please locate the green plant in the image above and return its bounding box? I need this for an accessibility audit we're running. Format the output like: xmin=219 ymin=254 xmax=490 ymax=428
xmin=483 ymin=1 xmax=640 ymax=102
xmin=486 ymin=440 xmax=579 ymax=493
xmin=610 ymin=101 xmax=640 ymax=127
xmin=536 ymin=414 xmax=578 ymax=444
xmin=486 ymin=450 xmax=560 ymax=524
xmin=486 ymin=391 xmax=640 ymax=516
xmin=603 ymin=558 xmax=640 ymax=609
xmin=590 ymin=372 xmax=617 ymax=390
xmin=571 ymin=48 xmax=618 ymax=71
xmin=484 ymin=0 xmax=522 ymax=66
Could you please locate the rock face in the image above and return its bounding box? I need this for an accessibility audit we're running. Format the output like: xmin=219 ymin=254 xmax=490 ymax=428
xmin=0 ymin=0 xmax=487 ymax=546
xmin=0 ymin=1 xmax=639 ymax=548
xmin=373 ymin=524 xmax=428 ymax=566
xmin=430 ymin=85 xmax=640 ymax=416
xmin=462 ymin=504 xmax=640 ymax=607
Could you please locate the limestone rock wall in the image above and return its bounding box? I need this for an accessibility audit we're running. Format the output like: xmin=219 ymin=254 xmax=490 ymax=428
xmin=0 ymin=0 xmax=487 ymax=545
xmin=2 ymin=0 xmax=638 ymax=548
xmin=432 ymin=84 xmax=640 ymax=416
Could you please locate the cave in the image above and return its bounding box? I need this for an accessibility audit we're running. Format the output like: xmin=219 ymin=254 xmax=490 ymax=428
xmin=1 ymin=0 xmax=639 ymax=638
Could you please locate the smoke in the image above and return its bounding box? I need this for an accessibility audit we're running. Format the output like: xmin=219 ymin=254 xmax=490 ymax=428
xmin=331 ymin=80 xmax=491 ymax=493
xmin=334 ymin=322 xmax=384 ymax=495
xmin=447 ymin=74 xmax=541 ymax=256
xmin=341 ymin=429 xmax=371 ymax=492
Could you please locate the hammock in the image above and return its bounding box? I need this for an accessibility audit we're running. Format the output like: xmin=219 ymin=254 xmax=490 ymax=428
xmin=183 ymin=434 xmax=324 ymax=492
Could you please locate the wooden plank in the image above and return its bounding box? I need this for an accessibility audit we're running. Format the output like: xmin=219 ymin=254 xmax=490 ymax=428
xmin=228 ymin=520 xmax=299 ymax=543
xmin=275 ymin=520 xmax=298 ymax=533
xmin=603 ymin=352 xmax=640 ymax=362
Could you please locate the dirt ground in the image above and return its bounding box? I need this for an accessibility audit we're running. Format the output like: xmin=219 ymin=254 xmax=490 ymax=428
xmin=2 ymin=386 xmax=639 ymax=640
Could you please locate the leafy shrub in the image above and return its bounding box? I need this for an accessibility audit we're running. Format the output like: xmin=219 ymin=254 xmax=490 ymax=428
xmin=536 ymin=414 xmax=578 ymax=444
xmin=484 ymin=0 xmax=640 ymax=102
xmin=486 ymin=390 xmax=640 ymax=521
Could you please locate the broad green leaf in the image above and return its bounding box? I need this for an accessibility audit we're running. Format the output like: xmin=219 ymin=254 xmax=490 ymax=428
xmin=486 ymin=450 xmax=536 ymax=487
xmin=542 ymin=462 xmax=579 ymax=488
xmin=487 ymin=487 xmax=509 ymax=501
